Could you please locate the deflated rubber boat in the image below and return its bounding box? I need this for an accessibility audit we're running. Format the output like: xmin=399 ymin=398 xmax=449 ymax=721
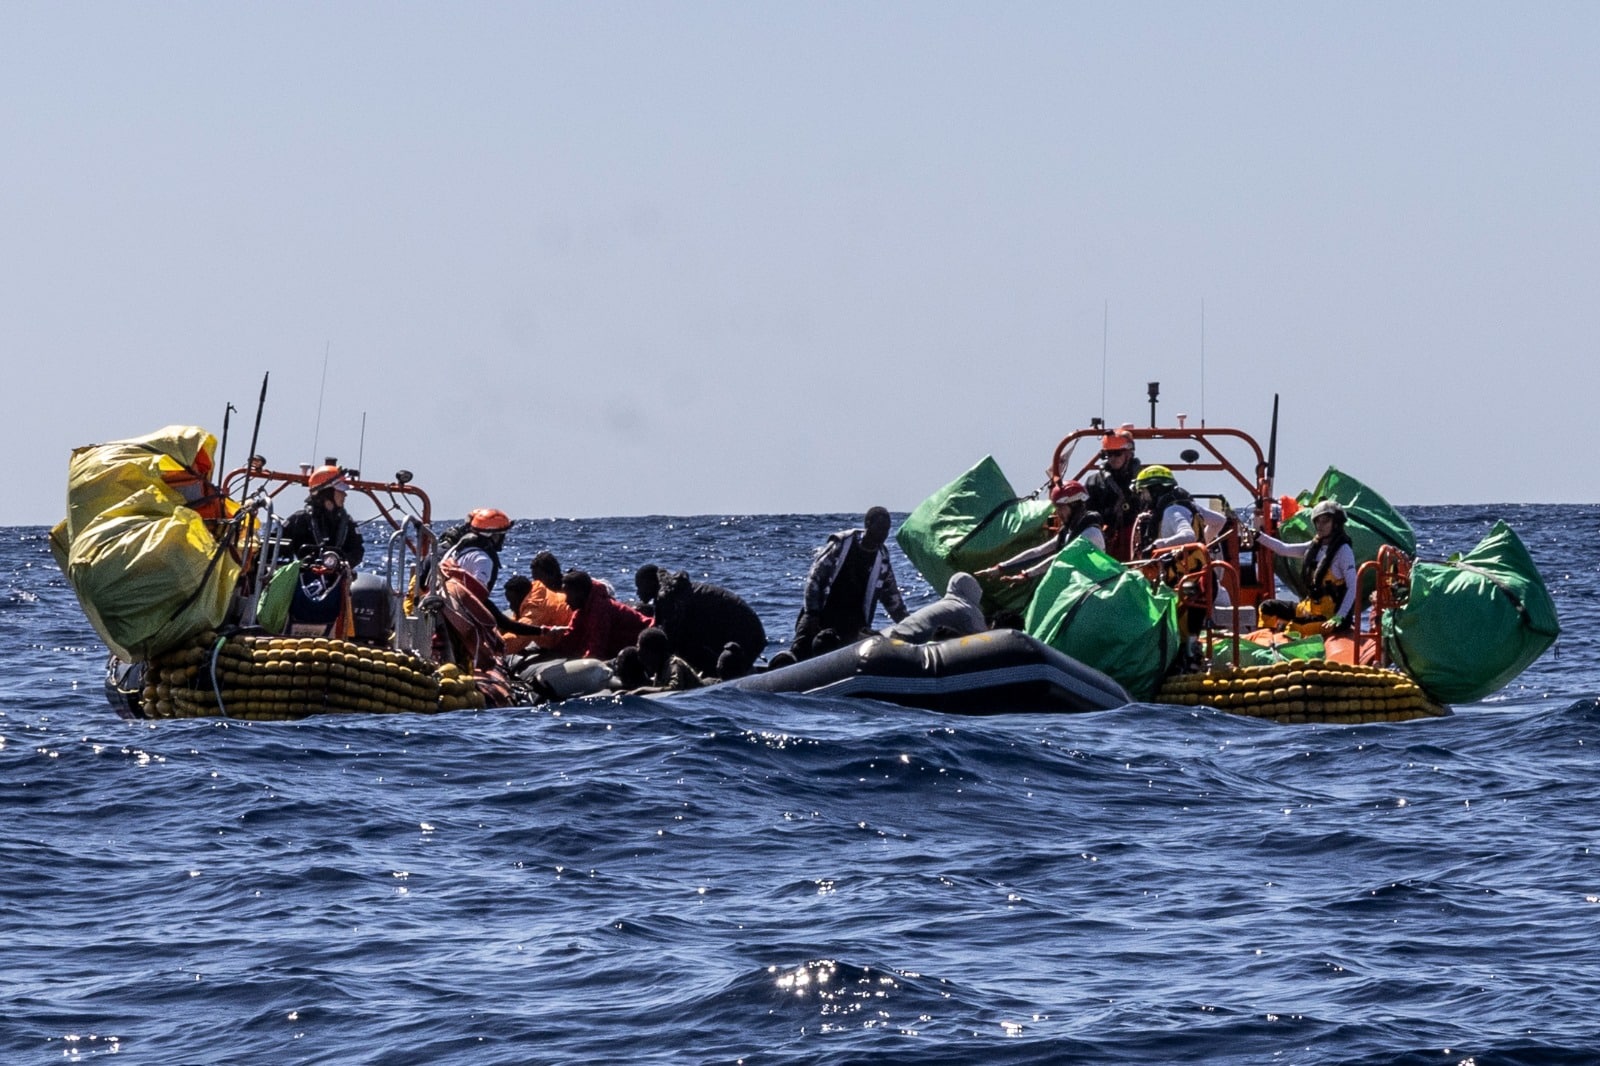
xmin=722 ymin=629 xmax=1131 ymax=714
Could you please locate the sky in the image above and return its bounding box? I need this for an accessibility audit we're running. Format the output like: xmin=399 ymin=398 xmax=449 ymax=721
xmin=4 ymin=2 xmax=1596 ymax=526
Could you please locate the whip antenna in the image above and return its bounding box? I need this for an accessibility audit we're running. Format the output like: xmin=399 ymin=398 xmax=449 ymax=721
xmin=1100 ymin=300 xmax=1108 ymax=422
xmin=357 ymin=411 xmax=367 ymax=475
xmin=310 ymin=341 xmax=330 ymax=463
xmin=1200 ymin=299 xmax=1207 ymax=428
xmin=217 ymin=402 xmax=237 ymax=477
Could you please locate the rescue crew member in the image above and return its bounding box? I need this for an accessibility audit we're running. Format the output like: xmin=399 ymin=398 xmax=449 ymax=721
xmin=1254 ymin=498 xmax=1359 ymax=633
xmin=976 ymin=480 xmax=1106 ymax=586
xmin=426 ymin=508 xmax=548 ymax=673
xmin=1129 ymin=465 xmax=1226 ymax=558
xmin=792 ymin=506 xmax=909 ymax=658
xmin=1082 ymin=429 xmax=1143 ymax=560
xmin=283 ymin=465 xmax=365 ymax=567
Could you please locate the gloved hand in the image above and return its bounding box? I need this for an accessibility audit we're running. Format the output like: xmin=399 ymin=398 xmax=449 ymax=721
xmin=418 ymin=593 xmax=446 ymax=614
xmin=1322 ymin=614 xmax=1347 ymax=634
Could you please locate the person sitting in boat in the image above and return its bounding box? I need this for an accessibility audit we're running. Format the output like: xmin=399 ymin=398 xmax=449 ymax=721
xmin=548 ymin=570 xmax=653 ymax=661
xmin=501 ymin=550 xmax=575 ymax=656
xmin=638 ymin=565 xmax=768 ymax=678
xmin=1083 ymin=429 xmax=1143 ymax=560
xmin=619 ymin=627 xmax=704 ymax=693
xmin=1253 ymin=498 xmax=1359 ymax=634
xmin=976 ymin=480 xmax=1106 ymax=587
xmin=283 ymin=465 xmax=365 ymax=568
xmin=882 ymin=572 xmax=989 ymax=644
xmin=1129 ymin=466 xmax=1227 ymax=559
xmin=792 ymin=506 xmax=909 ymax=659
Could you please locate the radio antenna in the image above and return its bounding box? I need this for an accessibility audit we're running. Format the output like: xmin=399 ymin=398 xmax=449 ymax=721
xmin=357 ymin=411 xmax=367 ymax=475
xmin=1100 ymin=300 xmax=1109 ymax=422
xmin=1200 ymin=298 xmax=1207 ymax=427
xmin=310 ymin=341 xmax=330 ymax=463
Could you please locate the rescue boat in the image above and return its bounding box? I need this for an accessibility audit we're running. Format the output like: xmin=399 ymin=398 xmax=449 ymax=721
xmin=896 ymin=385 xmax=1558 ymax=723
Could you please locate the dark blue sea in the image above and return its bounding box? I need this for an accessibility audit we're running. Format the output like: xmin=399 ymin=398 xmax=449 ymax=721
xmin=2 ymin=505 xmax=1595 ymax=1065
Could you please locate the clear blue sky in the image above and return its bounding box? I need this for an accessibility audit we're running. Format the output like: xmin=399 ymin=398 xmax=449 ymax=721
xmin=5 ymin=2 xmax=1596 ymax=526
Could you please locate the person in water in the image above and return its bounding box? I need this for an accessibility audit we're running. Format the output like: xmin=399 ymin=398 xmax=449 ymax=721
xmin=1083 ymin=429 xmax=1144 ymax=560
xmin=1254 ymin=498 xmax=1359 ymax=634
xmin=977 ymin=480 xmax=1106 ymax=587
xmin=639 ymin=565 xmax=768 ymax=677
xmin=283 ymin=465 xmax=365 ymax=567
xmin=502 ymin=550 xmax=575 ymax=655
xmin=792 ymin=506 xmax=908 ymax=658
xmin=548 ymin=570 xmax=653 ymax=661
xmin=882 ymin=572 xmax=988 ymax=643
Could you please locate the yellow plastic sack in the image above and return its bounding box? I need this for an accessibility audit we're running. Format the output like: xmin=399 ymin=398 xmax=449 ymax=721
xmin=50 ymin=426 xmax=242 ymax=662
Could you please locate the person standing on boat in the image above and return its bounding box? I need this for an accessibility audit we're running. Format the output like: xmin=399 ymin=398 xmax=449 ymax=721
xmin=1253 ymin=499 xmax=1359 ymax=634
xmin=976 ymin=480 xmax=1106 ymax=587
xmin=283 ymin=465 xmax=365 ymax=568
xmin=427 ymin=508 xmax=551 ymax=675
xmin=1083 ymin=430 xmax=1144 ymax=560
xmin=791 ymin=506 xmax=908 ymax=658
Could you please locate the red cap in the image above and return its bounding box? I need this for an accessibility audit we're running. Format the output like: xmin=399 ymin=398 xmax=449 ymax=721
xmin=1050 ymin=480 xmax=1089 ymax=505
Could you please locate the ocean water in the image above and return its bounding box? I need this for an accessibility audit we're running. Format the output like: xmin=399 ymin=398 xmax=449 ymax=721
xmin=2 ymin=506 xmax=1595 ymax=1065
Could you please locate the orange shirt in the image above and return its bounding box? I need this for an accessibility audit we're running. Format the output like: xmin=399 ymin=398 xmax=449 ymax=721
xmin=502 ymin=582 xmax=575 ymax=654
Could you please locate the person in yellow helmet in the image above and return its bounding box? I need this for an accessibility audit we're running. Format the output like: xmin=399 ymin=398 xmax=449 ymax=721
xmin=1129 ymin=465 xmax=1226 ymax=559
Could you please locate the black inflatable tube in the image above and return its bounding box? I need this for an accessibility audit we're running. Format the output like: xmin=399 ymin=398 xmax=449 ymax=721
xmin=720 ymin=629 xmax=1130 ymax=715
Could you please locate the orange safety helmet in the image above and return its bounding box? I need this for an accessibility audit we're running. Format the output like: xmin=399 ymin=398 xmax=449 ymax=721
xmin=1050 ymin=479 xmax=1089 ymax=506
xmin=467 ymin=507 xmax=514 ymax=533
xmin=308 ymin=465 xmax=350 ymax=492
xmin=1099 ymin=432 xmax=1133 ymax=453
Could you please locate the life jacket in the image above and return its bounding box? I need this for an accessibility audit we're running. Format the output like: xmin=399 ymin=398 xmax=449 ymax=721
xmin=434 ymin=555 xmax=507 ymax=672
xmin=1293 ymin=537 xmax=1351 ymax=623
xmin=440 ymin=531 xmax=503 ymax=593
xmin=289 ymin=503 xmax=360 ymax=562
xmin=1132 ymin=489 xmax=1201 ymax=558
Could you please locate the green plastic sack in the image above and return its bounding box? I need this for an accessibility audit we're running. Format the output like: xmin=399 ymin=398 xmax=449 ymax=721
xmin=1209 ymin=633 xmax=1324 ymax=669
xmin=897 ymin=456 xmax=1053 ymax=616
xmin=257 ymin=559 xmax=302 ymax=635
xmin=1024 ymin=536 xmax=1179 ymax=700
xmin=1382 ymin=520 xmax=1559 ymax=703
xmin=1273 ymin=467 xmax=1416 ymax=598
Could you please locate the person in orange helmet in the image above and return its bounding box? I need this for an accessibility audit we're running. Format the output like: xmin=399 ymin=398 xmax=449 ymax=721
xmin=283 ymin=465 xmax=365 ymax=567
xmin=1082 ymin=429 xmax=1143 ymax=561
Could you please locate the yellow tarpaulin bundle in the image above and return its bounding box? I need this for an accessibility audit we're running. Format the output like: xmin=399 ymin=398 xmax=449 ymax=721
xmin=50 ymin=425 xmax=242 ymax=662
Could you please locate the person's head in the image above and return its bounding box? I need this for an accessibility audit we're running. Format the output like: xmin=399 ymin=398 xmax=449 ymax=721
xmin=307 ymin=465 xmax=351 ymax=509
xmin=635 ymin=564 xmax=661 ymax=604
xmin=715 ymin=641 xmax=747 ymax=680
xmin=561 ymin=569 xmax=594 ymax=609
xmin=504 ymin=573 xmax=532 ymax=612
xmin=637 ymin=627 xmax=671 ymax=674
xmin=467 ymin=507 xmax=514 ymax=548
xmin=1309 ymin=498 xmax=1347 ymax=540
xmin=1134 ymin=464 xmax=1176 ymax=500
xmin=948 ymin=572 xmax=983 ymax=606
xmin=1050 ymin=479 xmax=1089 ymax=518
xmin=530 ymin=551 xmax=562 ymax=588
xmin=1099 ymin=431 xmax=1134 ymax=471
xmin=612 ymin=646 xmax=646 ymax=689
xmin=861 ymin=506 xmax=893 ymax=551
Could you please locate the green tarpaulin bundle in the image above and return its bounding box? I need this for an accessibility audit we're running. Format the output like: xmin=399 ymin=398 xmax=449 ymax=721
xmin=1274 ymin=467 xmax=1417 ymax=598
xmin=1024 ymin=536 xmax=1178 ymax=701
xmin=896 ymin=456 xmax=1053 ymax=615
xmin=1382 ymin=520 xmax=1559 ymax=704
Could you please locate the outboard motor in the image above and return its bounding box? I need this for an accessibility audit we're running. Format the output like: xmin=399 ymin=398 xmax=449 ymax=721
xmin=348 ymin=572 xmax=394 ymax=645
